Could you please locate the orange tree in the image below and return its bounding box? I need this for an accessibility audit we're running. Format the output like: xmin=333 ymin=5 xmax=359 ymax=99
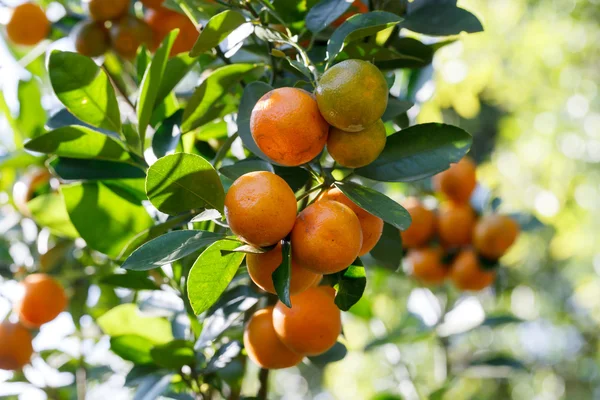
xmin=0 ymin=0 xmax=525 ymax=398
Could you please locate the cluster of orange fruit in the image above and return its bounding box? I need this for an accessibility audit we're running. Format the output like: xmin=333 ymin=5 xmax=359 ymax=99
xmin=4 ymin=0 xmax=199 ymax=59
xmin=402 ymin=158 xmax=520 ymax=291
xmin=0 ymin=274 xmax=68 ymax=370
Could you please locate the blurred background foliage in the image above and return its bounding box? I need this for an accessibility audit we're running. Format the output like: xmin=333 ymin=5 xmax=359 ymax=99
xmin=0 ymin=0 xmax=599 ymax=399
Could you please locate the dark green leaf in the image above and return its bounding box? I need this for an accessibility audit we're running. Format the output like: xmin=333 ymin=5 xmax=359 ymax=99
xmin=355 ymin=123 xmax=472 ymax=182
xmin=49 ymin=51 xmax=121 ymax=133
xmin=62 ymin=182 xmax=154 ymax=258
xmin=327 ymin=12 xmax=403 ymax=64
xmin=219 ymin=159 xmax=274 ymax=180
xmin=237 ymin=82 xmax=275 ymax=163
xmin=308 ymin=342 xmax=347 ymax=366
xmin=150 ymin=340 xmax=195 ymax=369
xmin=509 ymin=212 xmax=545 ymax=232
xmin=468 ymin=354 xmax=528 ymax=371
xmin=25 ymin=126 xmax=130 ymax=161
xmin=339 ymin=42 xmax=426 ymax=68
xmin=48 ymin=157 xmax=146 ymax=180
xmin=152 ymin=110 xmax=183 ymax=159
xmin=111 ymin=335 xmax=154 ymax=364
xmin=306 ymin=0 xmax=353 ymax=32
xmin=481 ymin=315 xmax=524 ymax=328
xmin=190 ymin=10 xmax=247 ymax=56
xmin=138 ymin=30 xmax=178 ymax=144
xmin=146 ymin=153 xmax=225 ymax=215
xmin=187 ymin=240 xmax=245 ymax=315
xmin=100 ymin=271 xmax=158 ymax=290
xmin=382 ymin=98 xmax=414 ymax=121
xmin=335 ymin=182 xmax=411 ymax=230
xmin=334 ymin=264 xmax=366 ymax=311
xmin=122 ymin=230 xmax=225 ymax=271
xmin=401 ymin=5 xmax=483 ymax=36
xmin=156 ymin=54 xmax=198 ymax=105
xmin=182 ymin=63 xmax=264 ymax=133
xmin=272 ymin=240 xmax=292 ymax=308
xmin=366 ymin=222 xmax=403 ymax=270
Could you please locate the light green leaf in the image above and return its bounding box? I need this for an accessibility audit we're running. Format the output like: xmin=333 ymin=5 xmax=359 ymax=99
xmin=27 ymin=192 xmax=79 ymax=238
xmin=187 ymin=240 xmax=245 ymax=315
xmin=150 ymin=340 xmax=195 ymax=369
xmin=190 ymin=10 xmax=247 ymax=56
xmin=110 ymin=335 xmax=154 ymax=365
xmin=156 ymin=53 xmax=198 ymax=106
xmin=97 ymin=304 xmax=173 ymax=344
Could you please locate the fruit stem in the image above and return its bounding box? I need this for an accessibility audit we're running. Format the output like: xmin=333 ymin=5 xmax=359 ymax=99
xmin=256 ymin=367 xmax=270 ymax=399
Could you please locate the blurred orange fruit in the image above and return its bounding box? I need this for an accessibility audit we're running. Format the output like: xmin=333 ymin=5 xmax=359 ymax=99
xmin=437 ymin=202 xmax=476 ymax=248
xmin=433 ymin=157 xmax=476 ymax=204
xmin=16 ymin=274 xmax=68 ymax=328
xmin=406 ymin=247 xmax=447 ymax=285
xmin=6 ymin=3 xmax=50 ymax=46
xmin=450 ymin=249 xmax=495 ymax=291
xmin=400 ymin=197 xmax=436 ymax=248
xmin=473 ymin=214 xmax=520 ymax=260
xmin=0 ymin=322 xmax=33 ymax=370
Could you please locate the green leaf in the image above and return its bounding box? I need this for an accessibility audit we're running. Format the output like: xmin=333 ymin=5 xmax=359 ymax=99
xmin=181 ymin=63 xmax=264 ymax=133
xmin=151 ymin=110 xmax=183 ymax=159
xmin=146 ymin=153 xmax=224 ymax=215
xmin=272 ymin=240 xmax=292 ymax=308
xmin=204 ymin=341 xmax=242 ymax=373
xmin=308 ymin=342 xmax=348 ymax=367
xmin=237 ymin=82 xmax=274 ymax=163
xmin=138 ymin=30 xmax=178 ymax=145
xmin=306 ymin=0 xmax=353 ymax=32
xmin=339 ymin=42 xmax=425 ymax=68
xmin=62 ymin=182 xmax=154 ymax=258
xmin=100 ymin=271 xmax=157 ymax=290
xmin=150 ymin=340 xmax=195 ymax=369
xmin=402 ymin=5 xmax=483 ymax=36
xmin=27 ymin=192 xmax=79 ymax=238
xmin=382 ymin=98 xmax=414 ymax=121
xmin=25 ymin=126 xmax=130 ymax=161
xmin=16 ymin=78 xmax=45 ymax=139
xmin=366 ymin=222 xmax=403 ymax=270
xmin=49 ymin=51 xmax=121 ymax=133
xmin=122 ymin=230 xmax=225 ymax=271
xmin=481 ymin=314 xmax=524 ymax=328
xmin=48 ymin=157 xmax=146 ymax=181
xmin=508 ymin=212 xmax=545 ymax=232
xmin=334 ymin=264 xmax=366 ymax=312
xmin=327 ymin=12 xmax=403 ymax=64
xmin=110 ymin=335 xmax=154 ymax=364
xmin=156 ymin=54 xmax=199 ymax=106
xmin=335 ymin=182 xmax=411 ymax=230
xmin=190 ymin=10 xmax=247 ymax=56
xmin=218 ymin=159 xmax=274 ymax=181
xmin=355 ymin=123 xmax=472 ymax=182
xmin=187 ymin=240 xmax=245 ymax=315
xmin=468 ymin=354 xmax=528 ymax=371
xmin=97 ymin=304 xmax=173 ymax=344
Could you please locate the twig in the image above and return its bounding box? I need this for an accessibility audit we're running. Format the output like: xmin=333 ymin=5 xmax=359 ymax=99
xmin=102 ymin=65 xmax=136 ymax=114
xmin=256 ymin=367 xmax=270 ymax=400
xmin=213 ymin=132 xmax=239 ymax=168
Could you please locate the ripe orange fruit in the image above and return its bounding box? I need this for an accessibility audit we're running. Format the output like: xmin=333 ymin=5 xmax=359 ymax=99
xmin=73 ymin=21 xmax=110 ymax=58
xmin=273 ymin=287 xmax=341 ymax=356
xmin=247 ymin=243 xmax=321 ymax=295
xmin=224 ymin=171 xmax=297 ymax=248
xmin=250 ymin=88 xmax=329 ymax=166
xmin=291 ymin=200 xmax=362 ymax=274
xmin=433 ymin=157 xmax=477 ymax=204
xmin=0 ymin=322 xmax=33 ymax=370
xmin=140 ymin=0 xmax=164 ymax=8
xmin=316 ymin=59 xmax=388 ymax=132
xmin=6 ymin=3 xmax=50 ymax=46
xmin=89 ymin=0 xmax=129 ymax=22
xmin=406 ymin=248 xmax=447 ymax=285
xmin=400 ymin=198 xmax=436 ymax=248
xmin=473 ymin=214 xmax=520 ymax=260
xmin=437 ymin=202 xmax=476 ymax=248
xmin=332 ymin=0 xmax=368 ymax=27
xmin=109 ymin=16 xmax=153 ymax=59
xmin=16 ymin=274 xmax=68 ymax=328
xmin=317 ymin=188 xmax=383 ymax=256
xmin=145 ymin=7 xmax=200 ymax=56
xmin=244 ymin=307 xmax=304 ymax=369
xmin=449 ymin=249 xmax=495 ymax=291
xmin=327 ymin=119 xmax=386 ymax=168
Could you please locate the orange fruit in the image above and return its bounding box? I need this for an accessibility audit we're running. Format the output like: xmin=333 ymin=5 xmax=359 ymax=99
xmin=109 ymin=16 xmax=153 ymax=59
xmin=291 ymin=200 xmax=362 ymax=274
xmin=327 ymin=119 xmax=386 ymax=168
xmin=6 ymin=3 xmax=50 ymax=46
xmin=473 ymin=214 xmax=520 ymax=260
xmin=317 ymin=188 xmax=383 ymax=256
xmin=247 ymin=243 xmax=321 ymax=295
xmin=0 ymin=322 xmax=33 ymax=370
xmin=433 ymin=157 xmax=477 ymax=204
xmin=140 ymin=0 xmax=164 ymax=8
xmin=437 ymin=202 xmax=476 ymax=248
xmin=16 ymin=274 xmax=68 ymax=328
xmin=250 ymin=87 xmax=329 ymax=166
xmin=244 ymin=307 xmax=304 ymax=369
xmin=89 ymin=0 xmax=130 ymax=22
xmin=273 ymin=287 xmax=341 ymax=356
xmin=332 ymin=0 xmax=368 ymax=27
xmin=449 ymin=250 xmax=495 ymax=291
xmin=73 ymin=20 xmax=110 ymax=58
xmin=224 ymin=171 xmax=297 ymax=248
xmin=316 ymin=59 xmax=388 ymax=132
xmin=406 ymin=248 xmax=447 ymax=285
xmin=400 ymin=197 xmax=436 ymax=248
xmin=145 ymin=7 xmax=200 ymax=56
